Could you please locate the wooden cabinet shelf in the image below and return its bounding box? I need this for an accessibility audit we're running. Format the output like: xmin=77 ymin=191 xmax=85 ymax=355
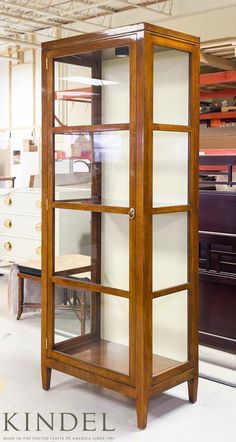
xmin=55 ymin=338 xmax=181 ymax=376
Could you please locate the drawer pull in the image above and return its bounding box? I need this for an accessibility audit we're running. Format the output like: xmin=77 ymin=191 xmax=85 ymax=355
xmin=4 ymin=219 xmax=12 ymax=228
xmin=35 ymin=246 xmax=41 ymax=256
xmin=4 ymin=241 xmax=12 ymax=252
xmin=35 ymin=223 xmax=42 ymax=232
xmin=35 ymin=200 xmax=42 ymax=209
xmin=4 ymin=197 xmax=12 ymax=206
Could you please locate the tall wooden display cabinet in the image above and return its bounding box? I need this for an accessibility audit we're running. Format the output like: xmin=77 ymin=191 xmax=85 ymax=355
xmin=41 ymin=23 xmax=200 ymax=429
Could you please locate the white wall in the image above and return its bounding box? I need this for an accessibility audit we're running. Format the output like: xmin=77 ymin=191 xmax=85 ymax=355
xmin=0 ymin=49 xmax=41 ymax=187
xmin=0 ymin=60 xmax=10 ymax=175
xmin=158 ymin=4 xmax=236 ymax=41
xmin=90 ymin=0 xmax=236 ymax=42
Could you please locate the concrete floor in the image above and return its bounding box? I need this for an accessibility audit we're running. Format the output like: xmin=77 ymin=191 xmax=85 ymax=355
xmin=1 ymin=275 xmax=236 ymax=441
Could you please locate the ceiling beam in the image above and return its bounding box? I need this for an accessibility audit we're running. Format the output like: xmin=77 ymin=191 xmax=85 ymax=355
xmin=73 ymin=0 xmax=114 ymax=12
xmin=0 ymin=34 xmax=40 ymax=48
xmin=76 ymin=0 xmax=171 ymax=23
xmin=111 ymin=0 xmax=172 ymax=16
xmin=0 ymin=25 xmax=57 ymax=40
xmin=200 ymin=53 xmax=236 ymax=71
xmin=0 ymin=10 xmax=85 ymax=34
xmin=79 ymin=0 xmax=173 ymax=23
xmin=0 ymin=0 xmax=107 ymax=29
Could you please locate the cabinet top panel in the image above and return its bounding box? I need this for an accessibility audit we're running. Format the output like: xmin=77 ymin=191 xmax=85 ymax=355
xmin=42 ymin=22 xmax=199 ymax=52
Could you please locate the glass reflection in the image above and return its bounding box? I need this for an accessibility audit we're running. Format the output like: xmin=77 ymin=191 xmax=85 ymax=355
xmin=54 ymin=209 xmax=129 ymax=291
xmin=54 ymin=131 xmax=129 ymax=207
xmin=54 ymin=46 xmax=129 ymax=126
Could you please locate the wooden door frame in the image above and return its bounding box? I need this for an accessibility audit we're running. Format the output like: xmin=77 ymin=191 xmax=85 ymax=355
xmin=42 ymin=34 xmax=138 ymax=389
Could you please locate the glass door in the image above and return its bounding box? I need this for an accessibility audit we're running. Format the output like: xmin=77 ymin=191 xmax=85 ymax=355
xmin=46 ymin=38 xmax=136 ymax=385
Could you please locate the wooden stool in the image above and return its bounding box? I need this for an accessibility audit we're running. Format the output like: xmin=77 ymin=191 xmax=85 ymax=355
xmin=16 ymin=255 xmax=91 ymax=334
xmin=17 ymin=270 xmax=41 ymax=320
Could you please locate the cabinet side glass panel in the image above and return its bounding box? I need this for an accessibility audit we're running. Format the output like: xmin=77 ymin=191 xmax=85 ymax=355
xmin=54 ymin=286 xmax=129 ymax=376
xmin=153 ymin=213 xmax=188 ymax=291
xmin=153 ymin=131 xmax=189 ymax=207
xmin=54 ymin=209 xmax=129 ymax=291
xmin=54 ymin=46 xmax=129 ymax=127
xmin=153 ymin=46 xmax=189 ymax=125
xmin=54 ymin=131 xmax=129 ymax=207
xmin=152 ymin=290 xmax=188 ymax=376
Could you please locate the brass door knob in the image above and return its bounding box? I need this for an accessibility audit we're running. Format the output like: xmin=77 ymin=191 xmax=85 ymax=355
xmin=4 ymin=197 xmax=12 ymax=206
xmin=128 ymin=208 xmax=136 ymax=219
xmin=35 ymin=223 xmax=42 ymax=232
xmin=35 ymin=200 xmax=42 ymax=209
xmin=4 ymin=241 xmax=12 ymax=251
xmin=35 ymin=246 xmax=41 ymax=256
xmin=4 ymin=219 xmax=12 ymax=228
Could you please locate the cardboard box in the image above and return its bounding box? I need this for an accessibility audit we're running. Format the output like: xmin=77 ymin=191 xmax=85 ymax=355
xmin=200 ymin=127 xmax=236 ymax=150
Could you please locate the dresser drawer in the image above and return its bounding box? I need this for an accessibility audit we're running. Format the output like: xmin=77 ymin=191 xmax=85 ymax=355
xmin=25 ymin=192 xmax=42 ymax=215
xmin=0 ymin=192 xmax=25 ymax=214
xmin=0 ymin=214 xmax=41 ymax=239
xmin=0 ymin=236 xmax=41 ymax=260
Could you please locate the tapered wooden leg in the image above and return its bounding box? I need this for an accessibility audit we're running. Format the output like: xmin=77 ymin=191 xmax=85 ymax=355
xmin=42 ymin=366 xmax=52 ymax=391
xmin=17 ymin=276 xmax=24 ymax=320
xmin=188 ymin=376 xmax=198 ymax=403
xmin=136 ymin=395 xmax=148 ymax=429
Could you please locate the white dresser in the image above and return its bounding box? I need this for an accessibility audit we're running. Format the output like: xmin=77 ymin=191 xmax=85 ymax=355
xmin=0 ymin=187 xmax=90 ymax=262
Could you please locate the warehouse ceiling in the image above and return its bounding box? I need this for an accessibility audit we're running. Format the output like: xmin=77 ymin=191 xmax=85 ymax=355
xmin=0 ymin=0 xmax=236 ymax=51
xmin=0 ymin=0 xmax=174 ymax=48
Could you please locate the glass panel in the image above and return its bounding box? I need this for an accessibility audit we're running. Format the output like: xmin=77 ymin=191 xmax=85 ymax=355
xmin=54 ymin=131 xmax=129 ymax=207
xmin=153 ymin=131 xmax=189 ymax=207
xmin=54 ymin=286 xmax=91 ymax=344
xmin=153 ymin=290 xmax=188 ymax=376
xmin=54 ymin=287 xmax=129 ymax=375
xmin=54 ymin=46 xmax=129 ymax=126
xmin=54 ymin=209 xmax=129 ymax=291
xmin=153 ymin=46 xmax=189 ymax=125
xmin=153 ymin=213 xmax=188 ymax=291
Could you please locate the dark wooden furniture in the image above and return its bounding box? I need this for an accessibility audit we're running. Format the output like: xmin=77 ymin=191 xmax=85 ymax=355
xmin=17 ymin=255 xmax=90 ymax=321
xmin=41 ymin=23 xmax=200 ymax=429
xmin=199 ymin=155 xmax=236 ymax=353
